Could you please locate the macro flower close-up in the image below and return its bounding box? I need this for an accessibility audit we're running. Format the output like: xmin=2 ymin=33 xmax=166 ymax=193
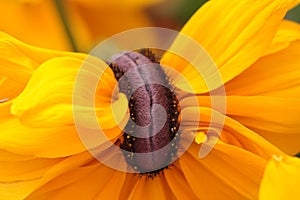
xmin=1 ymin=0 xmax=300 ymax=200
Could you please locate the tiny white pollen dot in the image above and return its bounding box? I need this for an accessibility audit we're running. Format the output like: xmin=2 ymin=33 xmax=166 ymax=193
xmin=272 ymin=154 xmax=283 ymax=162
xmin=0 ymin=98 xmax=9 ymax=103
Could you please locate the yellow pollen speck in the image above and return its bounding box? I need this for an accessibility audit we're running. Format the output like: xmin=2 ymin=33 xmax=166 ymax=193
xmin=195 ymin=131 xmax=207 ymax=144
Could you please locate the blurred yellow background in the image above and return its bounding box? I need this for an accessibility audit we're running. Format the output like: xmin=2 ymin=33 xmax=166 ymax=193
xmin=0 ymin=0 xmax=298 ymax=52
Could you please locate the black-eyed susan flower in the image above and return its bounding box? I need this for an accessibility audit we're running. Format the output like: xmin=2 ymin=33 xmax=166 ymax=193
xmin=1 ymin=0 xmax=300 ymax=199
xmin=0 ymin=0 xmax=159 ymax=51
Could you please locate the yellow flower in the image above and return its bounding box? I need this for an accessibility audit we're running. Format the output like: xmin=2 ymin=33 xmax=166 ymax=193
xmin=0 ymin=0 xmax=159 ymax=51
xmin=1 ymin=0 xmax=300 ymax=199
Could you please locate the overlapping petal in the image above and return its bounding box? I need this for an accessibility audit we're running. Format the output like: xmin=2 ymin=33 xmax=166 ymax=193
xmin=223 ymin=26 xmax=300 ymax=154
xmin=0 ymin=77 xmax=23 ymax=101
xmin=180 ymin=142 xmax=267 ymax=199
xmin=0 ymin=117 xmax=86 ymax=157
xmin=225 ymin=96 xmax=300 ymax=155
xmin=0 ymin=0 xmax=299 ymax=199
xmin=164 ymin=166 xmax=199 ymax=199
xmin=265 ymin=20 xmax=300 ymax=55
xmin=162 ymin=0 xmax=299 ymax=93
xmin=24 ymin=152 xmax=126 ymax=199
xmin=259 ymin=155 xmax=300 ymax=200
xmin=182 ymin=95 xmax=300 ymax=155
xmin=5 ymin=56 xmax=128 ymax=158
xmin=0 ymin=31 xmax=85 ymax=86
xmin=0 ymin=151 xmax=95 ymax=200
xmin=11 ymin=57 xmax=85 ymax=127
xmin=127 ymin=175 xmax=175 ymax=200
xmin=10 ymin=56 xmax=128 ymax=136
xmin=179 ymin=105 xmax=283 ymax=159
xmin=0 ymin=157 xmax=62 ymax=183
xmin=0 ymin=33 xmax=125 ymax=157
xmin=226 ymin=40 xmax=300 ymax=98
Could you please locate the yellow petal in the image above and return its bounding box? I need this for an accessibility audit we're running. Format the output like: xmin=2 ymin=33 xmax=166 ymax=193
xmin=0 ymin=149 xmax=34 ymax=162
xmin=180 ymin=142 xmax=267 ymax=199
xmin=0 ymin=157 xmax=62 ymax=182
xmin=220 ymin=38 xmax=300 ymax=155
xmin=128 ymin=175 xmax=175 ymax=200
xmin=0 ymin=150 xmax=64 ymax=199
xmin=265 ymin=20 xmax=300 ymax=55
xmin=26 ymin=165 xmax=98 ymax=200
xmin=0 ymin=32 xmax=35 ymax=84
xmin=164 ymin=166 xmax=199 ymax=200
xmin=162 ymin=0 xmax=297 ymax=93
xmin=25 ymin=151 xmax=95 ymax=196
xmin=226 ymin=40 xmax=300 ymax=98
xmin=94 ymin=169 xmax=126 ymax=199
xmin=180 ymin=105 xmax=284 ymax=159
xmin=27 ymin=162 xmax=125 ymax=200
xmin=0 ymin=31 xmax=86 ymax=85
xmin=0 ymin=117 xmax=85 ymax=157
xmin=4 ymin=151 xmax=94 ymax=199
xmin=0 ymin=100 xmax=12 ymax=118
xmin=0 ymin=76 xmax=24 ymax=100
xmin=259 ymin=155 xmax=300 ymax=200
xmin=0 ymin=32 xmax=86 ymax=120
xmin=225 ymin=96 xmax=300 ymax=155
xmin=11 ymin=57 xmax=81 ymax=127
xmin=118 ymin=174 xmax=139 ymax=200
xmin=1 ymin=56 xmax=123 ymax=157
xmin=11 ymin=56 xmax=125 ymax=133
xmin=0 ymin=179 xmax=39 ymax=200
xmin=0 ymin=148 xmax=80 ymax=199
